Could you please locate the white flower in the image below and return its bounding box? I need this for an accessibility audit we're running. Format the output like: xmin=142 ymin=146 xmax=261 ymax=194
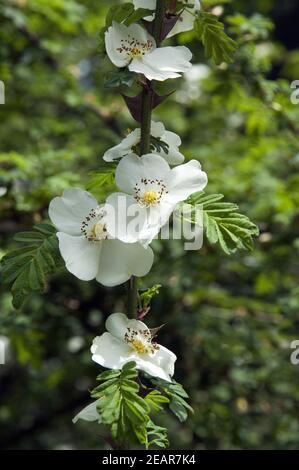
xmin=132 ymin=0 xmax=201 ymax=37
xmin=168 ymin=0 xmax=201 ymax=38
xmin=48 ymin=188 xmax=154 ymax=286
xmin=106 ymin=153 xmax=208 ymax=245
xmin=73 ymin=400 xmax=102 ymax=424
xmin=91 ymin=312 xmax=176 ymax=382
xmin=103 ymin=121 xmax=184 ymax=165
xmin=105 ymin=22 xmax=192 ymax=81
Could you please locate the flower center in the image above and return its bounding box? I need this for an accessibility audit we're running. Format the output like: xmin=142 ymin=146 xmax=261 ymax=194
xmin=134 ymin=178 xmax=168 ymax=207
xmin=81 ymin=207 xmax=108 ymax=242
xmin=130 ymin=47 xmax=142 ymax=57
xmin=124 ymin=327 xmax=159 ymax=356
xmin=131 ymin=339 xmax=149 ymax=355
xmin=91 ymin=222 xmax=107 ymax=241
xmin=141 ymin=190 xmax=160 ymax=206
xmin=117 ymin=35 xmax=154 ymax=60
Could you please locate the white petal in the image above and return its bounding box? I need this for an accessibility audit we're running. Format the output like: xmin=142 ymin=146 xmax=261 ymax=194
xmin=103 ymin=130 xmax=141 ymax=163
xmin=115 ymin=153 xmax=170 ymax=194
xmin=150 ymin=121 xmax=165 ymax=138
xmin=91 ymin=332 xmax=132 ymax=369
xmin=135 ymin=345 xmax=177 ymax=382
xmin=105 ymin=192 xmax=146 ymax=243
xmin=96 ymin=239 xmax=154 ymax=286
xmin=49 ymin=188 xmax=98 ymax=235
xmin=133 ymin=0 xmax=156 ymax=9
xmin=105 ymin=22 xmax=130 ymax=68
xmin=164 ymin=130 xmax=181 ymax=148
xmin=105 ymin=22 xmax=155 ymax=69
xmin=165 ymin=159 xmax=208 ymax=204
xmin=133 ymin=0 xmax=156 ymax=20
xmin=150 ymin=123 xmax=184 ymax=165
xmin=130 ymin=46 xmax=192 ymax=81
xmin=57 ymin=233 xmax=101 ymax=281
xmin=103 ymin=143 xmax=128 ymax=162
xmin=121 ymin=128 xmax=141 ymax=149
xmin=160 ymin=131 xmax=184 ymax=165
xmin=72 ymin=400 xmax=102 ymax=424
xmin=105 ymin=312 xmax=150 ymax=341
xmin=141 ymin=205 xmax=172 ymax=244
xmin=167 ymin=1 xmax=200 ymax=38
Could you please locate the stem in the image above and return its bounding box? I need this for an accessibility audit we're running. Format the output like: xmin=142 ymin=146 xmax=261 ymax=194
xmin=153 ymin=0 xmax=167 ymax=46
xmin=140 ymin=86 xmax=152 ymax=155
xmin=128 ymin=276 xmax=138 ymax=318
xmin=127 ymin=0 xmax=167 ymax=318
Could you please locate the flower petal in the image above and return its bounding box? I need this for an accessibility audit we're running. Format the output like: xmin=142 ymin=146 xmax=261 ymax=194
xmin=105 ymin=312 xmax=150 ymax=341
xmin=167 ymin=0 xmax=200 ymax=38
xmin=106 ymin=192 xmax=159 ymax=245
xmin=49 ymin=188 xmax=98 ymax=236
xmin=129 ymin=46 xmax=192 ymax=81
xmin=103 ymin=129 xmax=141 ymax=162
xmin=160 ymin=130 xmax=184 ymax=165
xmin=165 ymin=159 xmax=208 ymax=204
xmin=115 ymin=153 xmax=170 ymax=195
xmin=72 ymin=400 xmax=102 ymax=424
xmin=91 ymin=332 xmax=132 ymax=369
xmin=105 ymin=22 xmax=155 ymax=68
xmin=150 ymin=121 xmax=165 ymax=138
xmin=57 ymin=233 xmax=102 ymax=281
xmin=133 ymin=0 xmax=156 ymax=9
xmin=135 ymin=345 xmax=177 ymax=382
xmin=105 ymin=192 xmax=147 ymax=244
xmin=96 ymin=239 xmax=154 ymax=286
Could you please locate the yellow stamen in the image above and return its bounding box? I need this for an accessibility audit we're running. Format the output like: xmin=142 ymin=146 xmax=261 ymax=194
xmin=141 ymin=190 xmax=159 ymax=206
xmin=131 ymin=339 xmax=150 ymax=355
xmin=130 ymin=47 xmax=142 ymax=57
xmin=91 ymin=222 xmax=107 ymax=240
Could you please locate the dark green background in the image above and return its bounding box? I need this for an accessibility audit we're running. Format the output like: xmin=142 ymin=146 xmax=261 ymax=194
xmin=1 ymin=0 xmax=299 ymax=449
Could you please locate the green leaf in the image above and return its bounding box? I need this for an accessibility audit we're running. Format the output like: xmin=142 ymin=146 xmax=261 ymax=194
xmin=145 ymin=420 xmax=169 ymax=449
xmin=149 ymin=377 xmax=194 ymax=423
xmin=125 ymin=8 xmax=152 ymax=26
xmin=91 ymin=362 xmax=151 ymax=448
xmin=139 ymin=284 xmax=162 ymax=310
xmin=145 ymin=390 xmax=170 ymax=413
xmin=105 ymin=70 xmax=136 ymax=89
xmin=0 ymin=223 xmax=63 ymax=309
xmin=195 ymin=11 xmax=237 ymax=65
xmin=188 ymin=192 xmax=259 ymax=255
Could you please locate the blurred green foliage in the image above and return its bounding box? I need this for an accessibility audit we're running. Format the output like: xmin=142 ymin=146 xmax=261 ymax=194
xmin=1 ymin=0 xmax=299 ymax=450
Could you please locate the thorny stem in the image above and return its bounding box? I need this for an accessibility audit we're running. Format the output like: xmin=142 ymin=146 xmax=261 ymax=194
xmin=127 ymin=0 xmax=167 ymax=318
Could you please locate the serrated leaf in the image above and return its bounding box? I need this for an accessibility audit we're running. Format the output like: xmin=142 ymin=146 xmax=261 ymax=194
xmin=145 ymin=390 xmax=170 ymax=413
xmin=195 ymin=11 xmax=237 ymax=65
xmin=0 ymin=222 xmax=63 ymax=308
xmin=188 ymin=192 xmax=259 ymax=255
xmin=91 ymin=362 xmax=170 ymax=449
xmin=149 ymin=377 xmax=194 ymax=423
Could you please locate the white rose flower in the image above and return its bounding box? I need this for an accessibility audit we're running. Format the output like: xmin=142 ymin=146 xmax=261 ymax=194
xmin=105 ymin=22 xmax=192 ymax=81
xmin=106 ymin=153 xmax=208 ymax=245
xmin=91 ymin=312 xmax=176 ymax=382
xmin=73 ymin=399 xmax=102 ymax=424
xmin=132 ymin=0 xmax=201 ymax=37
xmin=103 ymin=121 xmax=184 ymax=165
xmin=48 ymin=188 xmax=154 ymax=286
